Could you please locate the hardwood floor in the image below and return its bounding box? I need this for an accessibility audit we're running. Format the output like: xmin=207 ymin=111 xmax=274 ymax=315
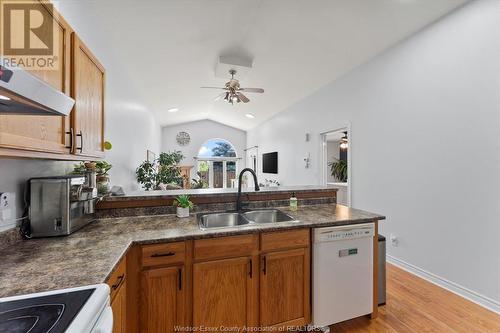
xmin=330 ymin=264 xmax=500 ymax=333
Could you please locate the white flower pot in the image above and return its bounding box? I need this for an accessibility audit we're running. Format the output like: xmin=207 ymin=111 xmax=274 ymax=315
xmin=176 ymin=206 xmax=190 ymax=218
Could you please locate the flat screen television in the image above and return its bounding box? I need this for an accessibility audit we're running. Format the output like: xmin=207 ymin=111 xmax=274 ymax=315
xmin=262 ymin=152 xmax=278 ymax=174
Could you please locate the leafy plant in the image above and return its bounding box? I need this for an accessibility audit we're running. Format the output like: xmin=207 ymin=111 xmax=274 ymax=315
xmin=156 ymin=151 xmax=184 ymax=186
xmin=211 ymin=142 xmax=236 ymax=157
xmin=95 ymin=161 xmax=112 ymax=175
xmin=71 ymin=162 xmax=86 ymax=174
xmin=135 ymin=151 xmax=185 ymax=190
xmin=136 ymin=160 xmax=158 ymax=191
xmin=191 ymin=172 xmax=208 ymax=189
xmin=329 ymin=158 xmax=348 ymax=182
xmin=173 ymin=195 xmax=194 ymax=209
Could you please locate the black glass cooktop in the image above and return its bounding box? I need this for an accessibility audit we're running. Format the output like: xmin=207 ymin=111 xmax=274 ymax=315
xmin=0 ymin=289 xmax=94 ymax=333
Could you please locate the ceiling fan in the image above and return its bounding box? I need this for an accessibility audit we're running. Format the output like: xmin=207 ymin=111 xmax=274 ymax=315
xmin=201 ymin=69 xmax=264 ymax=105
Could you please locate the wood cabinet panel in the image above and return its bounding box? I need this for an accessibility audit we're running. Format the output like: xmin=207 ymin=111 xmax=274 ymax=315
xmin=260 ymin=248 xmax=310 ymax=328
xmin=260 ymin=229 xmax=310 ymax=252
xmin=194 ymin=234 xmax=258 ymax=261
xmin=111 ymin=280 xmax=127 ymax=333
xmin=0 ymin=2 xmax=71 ymax=154
xmin=193 ymin=257 xmax=257 ymax=330
xmin=71 ymin=33 xmax=105 ymax=158
xmin=141 ymin=242 xmax=185 ymax=268
xmin=140 ymin=266 xmax=185 ymax=333
xmin=107 ymin=256 xmax=126 ymax=302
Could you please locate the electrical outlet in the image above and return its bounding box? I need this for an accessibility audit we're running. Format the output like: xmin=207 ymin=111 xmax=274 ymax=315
xmin=390 ymin=233 xmax=399 ymax=247
xmin=0 ymin=192 xmax=16 ymax=231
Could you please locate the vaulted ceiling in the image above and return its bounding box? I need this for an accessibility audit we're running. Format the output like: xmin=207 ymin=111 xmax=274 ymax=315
xmin=59 ymin=0 xmax=468 ymax=130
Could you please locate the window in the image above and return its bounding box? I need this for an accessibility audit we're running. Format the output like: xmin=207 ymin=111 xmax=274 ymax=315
xmin=196 ymin=139 xmax=239 ymax=188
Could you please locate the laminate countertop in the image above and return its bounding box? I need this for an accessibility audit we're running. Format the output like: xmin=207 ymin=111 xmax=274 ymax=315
xmin=0 ymin=204 xmax=384 ymax=298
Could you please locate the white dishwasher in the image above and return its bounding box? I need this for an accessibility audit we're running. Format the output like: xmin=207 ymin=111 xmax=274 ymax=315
xmin=312 ymin=223 xmax=374 ymax=327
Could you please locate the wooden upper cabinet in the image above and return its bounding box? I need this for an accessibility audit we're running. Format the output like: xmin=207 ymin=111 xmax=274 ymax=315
xmin=0 ymin=2 xmax=72 ymax=154
xmin=140 ymin=266 xmax=185 ymax=333
xmin=71 ymin=33 xmax=105 ymax=158
xmin=193 ymin=257 xmax=257 ymax=331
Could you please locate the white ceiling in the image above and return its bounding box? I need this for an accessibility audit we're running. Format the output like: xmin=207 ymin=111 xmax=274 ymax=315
xmin=60 ymin=0 xmax=467 ymax=131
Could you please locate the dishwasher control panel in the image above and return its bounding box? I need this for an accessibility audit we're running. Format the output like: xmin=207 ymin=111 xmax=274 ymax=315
xmin=314 ymin=223 xmax=374 ymax=242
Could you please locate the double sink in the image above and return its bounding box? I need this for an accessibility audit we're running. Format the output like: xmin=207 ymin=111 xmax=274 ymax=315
xmin=198 ymin=209 xmax=297 ymax=230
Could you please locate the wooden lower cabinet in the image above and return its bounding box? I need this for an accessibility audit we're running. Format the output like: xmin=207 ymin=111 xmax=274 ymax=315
xmin=111 ymin=280 xmax=127 ymax=333
xmin=140 ymin=266 xmax=185 ymax=333
xmin=133 ymin=230 xmax=311 ymax=332
xmin=193 ymin=257 xmax=257 ymax=330
xmin=260 ymin=248 xmax=310 ymax=328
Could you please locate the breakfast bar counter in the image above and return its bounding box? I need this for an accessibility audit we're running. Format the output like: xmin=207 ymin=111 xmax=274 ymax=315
xmin=0 ymin=203 xmax=384 ymax=298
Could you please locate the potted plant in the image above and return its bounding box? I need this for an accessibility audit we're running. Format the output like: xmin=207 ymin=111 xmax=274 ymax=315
xmin=136 ymin=150 xmax=184 ymax=190
xmin=173 ymin=195 xmax=193 ymax=218
xmin=95 ymin=161 xmax=112 ymax=194
xmin=328 ymin=158 xmax=348 ymax=182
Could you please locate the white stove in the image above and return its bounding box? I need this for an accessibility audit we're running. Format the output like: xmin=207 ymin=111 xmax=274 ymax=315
xmin=0 ymin=284 xmax=112 ymax=333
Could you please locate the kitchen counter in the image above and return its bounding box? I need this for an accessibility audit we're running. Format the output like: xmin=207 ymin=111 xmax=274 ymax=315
xmin=102 ymin=185 xmax=337 ymax=201
xmin=0 ymin=203 xmax=384 ymax=298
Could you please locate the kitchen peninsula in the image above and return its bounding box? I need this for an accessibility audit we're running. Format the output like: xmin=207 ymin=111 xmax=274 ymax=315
xmin=0 ymin=186 xmax=384 ymax=331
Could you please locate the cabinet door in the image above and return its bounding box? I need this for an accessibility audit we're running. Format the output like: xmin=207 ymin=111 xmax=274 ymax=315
xmin=140 ymin=266 xmax=185 ymax=333
xmin=260 ymin=248 xmax=310 ymax=328
xmin=193 ymin=257 xmax=257 ymax=331
xmin=111 ymin=281 xmax=127 ymax=333
xmin=0 ymin=2 xmax=71 ymax=154
xmin=71 ymin=33 xmax=105 ymax=158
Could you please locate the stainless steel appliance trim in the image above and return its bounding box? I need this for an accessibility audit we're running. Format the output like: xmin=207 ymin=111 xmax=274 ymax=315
xmin=0 ymin=60 xmax=75 ymax=116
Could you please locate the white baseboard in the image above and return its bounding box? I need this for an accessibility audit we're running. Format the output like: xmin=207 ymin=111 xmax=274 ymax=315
xmin=387 ymin=255 xmax=500 ymax=315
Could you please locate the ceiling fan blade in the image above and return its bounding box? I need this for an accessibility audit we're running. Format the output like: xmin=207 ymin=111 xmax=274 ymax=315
xmin=239 ymin=87 xmax=264 ymax=93
xmin=237 ymin=92 xmax=250 ymax=103
xmin=201 ymin=86 xmax=227 ymax=90
xmin=214 ymin=93 xmax=225 ymax=101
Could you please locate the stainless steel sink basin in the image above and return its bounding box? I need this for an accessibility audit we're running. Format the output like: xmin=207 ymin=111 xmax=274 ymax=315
xmin=242 ymin=209 xmax=296 ymax=224
xmin=198 ymin=209 xmax=297 ymax=230
xmin=198 ymin=212 xmax=249 ymax=230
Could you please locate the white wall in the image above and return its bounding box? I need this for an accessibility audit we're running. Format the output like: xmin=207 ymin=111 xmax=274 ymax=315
xmin=161 ymin=120 xmax=246 ymax=179
xmin=57 ymin=1 xmax=162 ymax=191
xmin=248 ymin=0 xmax=500 ymax=309
xmin=0 ymin=1 xmax=161 ymax=224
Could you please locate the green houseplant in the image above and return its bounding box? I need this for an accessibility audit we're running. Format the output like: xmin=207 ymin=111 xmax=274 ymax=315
xmin=173 ymin=194 xmax=193 ymax=218
xmin=329 ymin=158 xmax=348 ymax=182
xmin=135 ymin=151 xmax=185 ymax=190
xmin=191 ymin=171 xmax=208 ymax=189
xmin=95 ymin=161 xmax=112 ymax=194
xmin=136 ymin=160 xmax=158 ymax=191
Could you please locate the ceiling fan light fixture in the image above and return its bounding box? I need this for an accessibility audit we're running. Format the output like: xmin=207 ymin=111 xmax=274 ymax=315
xmin=201 ymin=69 xmax=264 ymax=106
xmin=339 ymin=132 xmax=348 ymax=149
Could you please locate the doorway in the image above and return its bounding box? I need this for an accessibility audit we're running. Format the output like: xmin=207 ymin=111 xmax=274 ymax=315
xmin=321 ymin=127 xmax=351 ymax=206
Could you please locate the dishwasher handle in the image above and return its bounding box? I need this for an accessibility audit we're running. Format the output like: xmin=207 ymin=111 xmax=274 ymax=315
xmin=313 ymin=223 xmax=374 ymax=243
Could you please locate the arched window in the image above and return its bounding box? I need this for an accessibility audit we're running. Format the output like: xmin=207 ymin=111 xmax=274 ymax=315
xmin=196 ymin=139 xmax=239 ymax=189
xmin=197 ymin=138 xmax=237 ymax=158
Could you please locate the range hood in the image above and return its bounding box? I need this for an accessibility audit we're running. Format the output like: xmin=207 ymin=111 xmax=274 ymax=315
xmin=0 ymin=62 xmax=75 ymax=116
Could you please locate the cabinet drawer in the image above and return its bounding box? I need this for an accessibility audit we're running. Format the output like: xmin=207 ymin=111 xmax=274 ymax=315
xmin=106 ymin=256 xmax=126 ymax=302
xmin=141 ymin=242 xmax=185 ymax=268
xmin=194 ymin=234 xmax=258 ymax=261
xmin=260 ymin=229 xmax=310 ymax=252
